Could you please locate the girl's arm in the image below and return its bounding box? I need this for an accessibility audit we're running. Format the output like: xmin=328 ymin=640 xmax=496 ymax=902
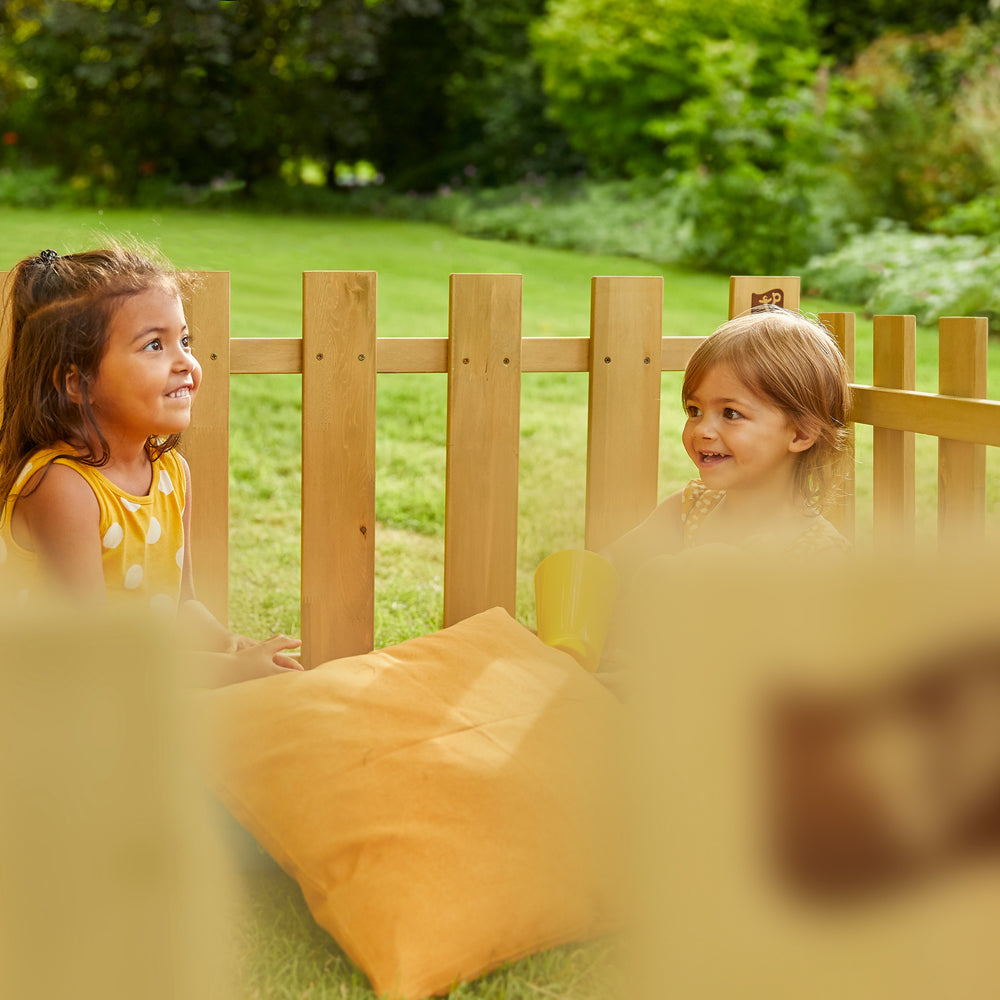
xmin=601 ymin=488 xmax=685 ymax=587
xmin=178 ymin=454 xmax=303 ymax=683
xmin=16 ymin=463 xmax=106 ymax=597
xmin=189 ymin=634 xmax=303 ymax=687
xmin=177 ymin=454 xmax=240 ymax=648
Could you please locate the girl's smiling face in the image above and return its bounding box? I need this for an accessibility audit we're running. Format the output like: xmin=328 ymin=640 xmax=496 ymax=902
xmin=83 ymin=285 xmax=201 ymax=449
xmin=682 ymin=363 xmax=814 ymax=496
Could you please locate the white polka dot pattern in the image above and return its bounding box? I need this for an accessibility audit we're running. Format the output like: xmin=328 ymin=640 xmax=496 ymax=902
xmin=103 ymin=523 xmax=124 ymax=549
xmin=1 ymin=448 xmax=188 ymax=605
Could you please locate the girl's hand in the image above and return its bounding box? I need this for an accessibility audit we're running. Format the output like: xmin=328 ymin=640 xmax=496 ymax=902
xmin=231 ymin=634 xmax=304 ymax=680
xmin=227 ymin=631 xmax=257 ymax=653
xmin=178 ymin=599 xmax=298 ymax=667
xmin=191 ymin=633 xmax=304 ymax=687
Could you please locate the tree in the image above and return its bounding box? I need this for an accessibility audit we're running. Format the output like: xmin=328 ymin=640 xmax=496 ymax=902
xmin=806 ymin=0 xmax=995 ymax=62
xmin=365 ymin=0 xmax=582 ymax=190
xmin=531 ymin=0 xmax=824 ymax=177
xmin=0 ymin=0 xmax=577 ymax=195
xmin=843 ymin=16 xmax=1000 ymax=225
xmin=0 ymin=0 xmax=435 ymax=196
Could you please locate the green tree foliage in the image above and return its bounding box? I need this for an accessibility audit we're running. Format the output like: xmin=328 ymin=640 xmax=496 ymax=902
xmin=661 ymin=37 xmax=860 ymax=271
xmin=531 ymin=0 xmax=822 ymax=178
xmin=528 ymin=0 xmax=864 ymax=271
xmin=807 ymin=0 xmax=995 ymax=62
xmin=0 ymin=0 xmax=576 ymax=196
xmin=366 ymin=0 xmax=583 ymax=190
xmin=437 ymin=0 xmax=583 ymax=185
xmin=845 ymin=17 xmax=1000 ymax=226
xmin=0 ymin=0 xmax=439 ymax=196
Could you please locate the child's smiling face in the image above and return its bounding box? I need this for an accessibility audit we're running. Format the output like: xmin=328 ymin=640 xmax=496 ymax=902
xmin=682 ymin=363 xmax=813 ymax=496
xmin=86 ymin=285 xmax=201 ymax=448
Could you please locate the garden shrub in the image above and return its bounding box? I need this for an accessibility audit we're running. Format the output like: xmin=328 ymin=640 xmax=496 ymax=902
xmin=532 ymin=0 xmax=829 ymax=178
xmin=930 ymin=194 xmax=1000 ymax=241
xmin=845 ymin=18 xmax=1000 ymax=227
xmin=803 ymin=223 xmax=1000 ymax=331
xmin=0 ymin=166 xmax=70 ymax=207
xmin=671 ymin=162 xmax=857 ymax=274
xmin=447 ymin=179 xmax=688 ymax=262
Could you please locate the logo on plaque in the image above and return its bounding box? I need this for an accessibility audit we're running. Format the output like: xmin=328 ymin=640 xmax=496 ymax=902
xmin=751 ymin=288 xmax=784 ymax=310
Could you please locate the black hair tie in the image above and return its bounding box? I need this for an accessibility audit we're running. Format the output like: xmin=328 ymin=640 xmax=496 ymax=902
xmin=37 ymin=249 xmax=59 ymax=264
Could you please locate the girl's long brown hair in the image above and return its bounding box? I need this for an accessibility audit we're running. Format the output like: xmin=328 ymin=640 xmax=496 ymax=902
xmin=0 ymin=244 xmax=188 ymax=504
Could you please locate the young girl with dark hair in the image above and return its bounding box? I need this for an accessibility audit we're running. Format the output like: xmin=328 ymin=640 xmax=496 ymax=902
xmin=0 ymin=245 xmax=300 ymax=684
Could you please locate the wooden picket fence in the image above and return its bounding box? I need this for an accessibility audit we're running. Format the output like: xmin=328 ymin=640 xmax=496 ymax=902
xmin=177 ymin=272 xmax=999 ymax=667
xmin=3 ymin=271 xmax=999 ymax=667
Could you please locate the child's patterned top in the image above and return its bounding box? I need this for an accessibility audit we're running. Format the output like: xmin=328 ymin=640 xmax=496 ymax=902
xmin=680 ymin=479 xmax=850 ymax=555
xmin=0 ymin=445 xmax=187 ymax=612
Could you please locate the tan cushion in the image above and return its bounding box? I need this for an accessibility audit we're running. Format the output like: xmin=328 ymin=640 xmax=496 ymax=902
xmin=196 ymin=607 xmax=625 ymax=999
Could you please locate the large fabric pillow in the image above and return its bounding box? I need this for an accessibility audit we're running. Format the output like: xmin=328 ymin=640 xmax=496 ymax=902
xmin=195 ymin=607 xmax=626 ymax=999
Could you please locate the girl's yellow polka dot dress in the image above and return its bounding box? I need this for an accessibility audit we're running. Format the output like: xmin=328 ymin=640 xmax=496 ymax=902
xmin=0 ymin=446 xmax=187 ymax=611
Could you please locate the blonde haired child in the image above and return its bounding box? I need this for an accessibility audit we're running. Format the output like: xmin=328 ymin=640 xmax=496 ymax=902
xmin=604 ymin=308 xmax=852 ymax=584
xmin=0 ymin=246 xmax=300 ymax=685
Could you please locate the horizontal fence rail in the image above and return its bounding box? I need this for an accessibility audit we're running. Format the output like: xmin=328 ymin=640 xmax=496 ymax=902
xmin=1 ymin=270 xmax=996 ymax=667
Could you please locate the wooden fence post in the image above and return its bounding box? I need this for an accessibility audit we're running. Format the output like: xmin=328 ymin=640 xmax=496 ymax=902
xmin=444 ymin=273 xmax=522 ymax=625
xmin=818 ymin=311 xmax=856 ymax=539
xmin=938 ymin=316 xmax=988 ymax=548
xmin=872 ymin=315 xmax=916 ymax=552
xmin=301 ymin=271 xmax=377 ymax=665
xmin=585 ymin=276 xmax=663 ymax=551
xmin=183 ymin=271 xmax=231 ymax=621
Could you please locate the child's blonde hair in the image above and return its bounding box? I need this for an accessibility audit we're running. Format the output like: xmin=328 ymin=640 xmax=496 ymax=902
xmin=682 ymin=308 xmax=853 ymax=512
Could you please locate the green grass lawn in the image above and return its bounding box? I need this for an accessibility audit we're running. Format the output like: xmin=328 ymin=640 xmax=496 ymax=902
xmin=5 ymin=207 xmax=999 ymax=643
xmin=3 ymin=206 xmax=1000 ymax=998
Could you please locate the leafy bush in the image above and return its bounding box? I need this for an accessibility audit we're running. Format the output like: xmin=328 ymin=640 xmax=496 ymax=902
xmin=844 ymin=19 xmax=1000 ymax=227
xmin=0 ymin=166 xmax=71 ymax=207
xmin=802 ymin=223 xmax=1000 ymax=331
xmin=930 ymin=194 xmax=1000 ymax=240
xmin=670 ymin=162 xmax=858 ymax=273
xmin=532 ymin=0 xmax=829 ymax=178
xmin=446 ymin=179 xmax=687 ymax=262
xmin=384 ymin=170 xmax=857 ymax=275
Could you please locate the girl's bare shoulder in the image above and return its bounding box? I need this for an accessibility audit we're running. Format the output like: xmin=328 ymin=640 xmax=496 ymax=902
xmin=14 ymin=461 xmax=100 ymax=547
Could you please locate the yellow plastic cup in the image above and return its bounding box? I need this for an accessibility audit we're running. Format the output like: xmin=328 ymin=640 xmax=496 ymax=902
xmin=534 ymin=549 xmax=620 ymax=671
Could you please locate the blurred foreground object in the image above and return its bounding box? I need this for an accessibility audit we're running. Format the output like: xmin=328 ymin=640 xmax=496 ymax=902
xmin=626 ymin=549 xmax=1000 ymax=1000
xmin=0 ymin=600 xmax=235 ymax=1000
